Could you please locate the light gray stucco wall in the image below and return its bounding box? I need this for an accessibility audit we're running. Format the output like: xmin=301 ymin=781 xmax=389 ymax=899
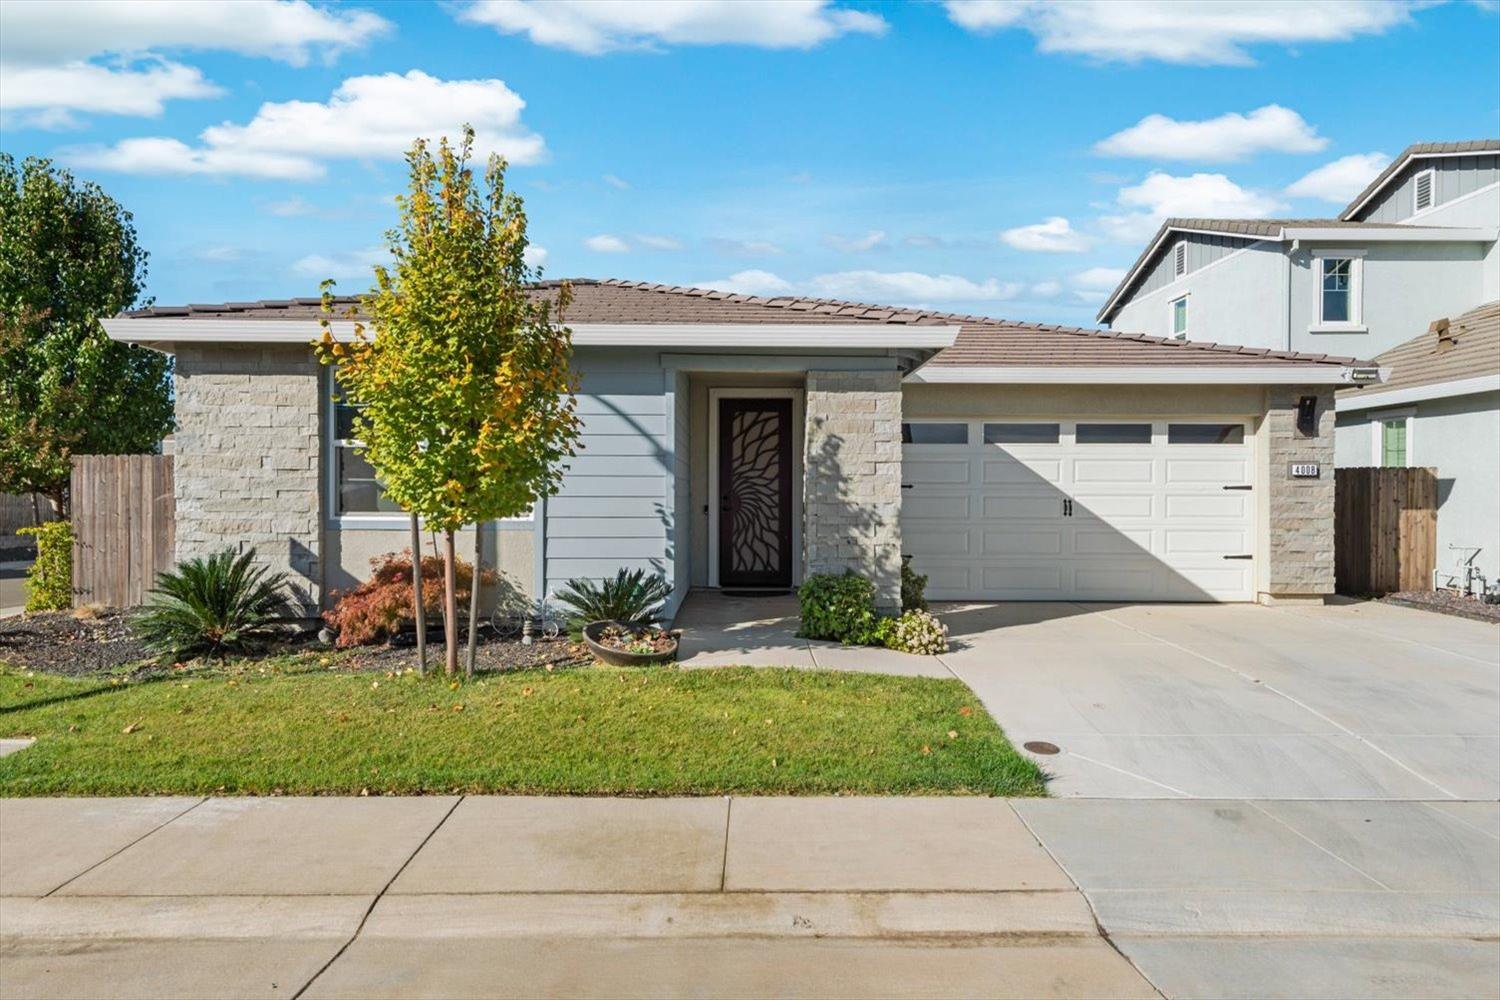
xmin=1337 ymin=390 xmax=1500 ymax=585
xmin=1107 ymin=241 xmax=1285 ymax=347
xmin=172 ymin=344 xmax=322 ymax=616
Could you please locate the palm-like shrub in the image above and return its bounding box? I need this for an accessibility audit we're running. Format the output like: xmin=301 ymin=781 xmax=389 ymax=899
xmin=554 ymin=568 xmax=672 ymax=628
xmin=134 ymin=548 xmax=292 ymax=660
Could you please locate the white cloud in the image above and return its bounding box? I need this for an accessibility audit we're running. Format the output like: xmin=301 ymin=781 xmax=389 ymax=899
xmin=523 ymin=245 xmax=549 ymax=268
xmin=1029 ymin=280 xmax=1063 ymax=298
xmin=635 ymin=234 xmax=683 ymax=251
xmin=0 ymin=0 xmax=388 ymax=123
xmin=293 ymin=246 xmax=388 ymax=282
xmin=1099 ymin=171 xmax=1284 ymax=241
xmin=265 ymin=196 xmax=318 ymax=217
xmin=943 ymin=0 xmax=1417 ymax=65
xmin=695 ymin=269 xmax=795 ymax=296
xmin=1000 ymin=216 xmax=1091 ymax=253
xmin=195 ymin=245 xmax=245 ymax=263
xmin=1095 ymin=105 xmax=1328 ymax=162
xmin=1285 ymin=152 xmax=1391 ymax=203
xmin=602 ymin=173 xmax=631 ymax=190
xmin=808 ymin=271 xmax=1022 ymax=304
xmin=456 ymin=0 xmax=886 ymax=54
xmin=584 ymin=234 xmax=630 ymax=253
xmin=1070 ymin=265 xmax=1128 ymax=302
xmin=823 ymin=230 xmax=887 ymax=253
xmin=64 ymin=71 xmax=546 ymax=180
xmin=708 ymin=237 xmax=785 ymax=256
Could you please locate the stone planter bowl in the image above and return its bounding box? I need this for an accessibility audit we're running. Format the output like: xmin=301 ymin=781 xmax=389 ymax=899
xmin=582 ymin=620 xmax=680 ymax=666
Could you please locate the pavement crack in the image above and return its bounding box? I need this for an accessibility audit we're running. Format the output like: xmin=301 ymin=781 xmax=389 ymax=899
xmin=42 ymin=796 xmax=207 ymax=898
xmin=291 ymin=795 xmax=464 ymax=1000
xmin=719 ymin=796 xmax=733 ymax=892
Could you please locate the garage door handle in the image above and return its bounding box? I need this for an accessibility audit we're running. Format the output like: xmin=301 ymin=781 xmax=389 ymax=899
xmin=1222 ymin=485 xmax=1252 ymax=491
xmin=1223 ymin=554 xmax=1252 ymax=560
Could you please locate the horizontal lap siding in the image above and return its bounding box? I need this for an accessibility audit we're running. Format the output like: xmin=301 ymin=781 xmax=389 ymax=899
xmin=545 ymin=354 xmax=673 ymax=599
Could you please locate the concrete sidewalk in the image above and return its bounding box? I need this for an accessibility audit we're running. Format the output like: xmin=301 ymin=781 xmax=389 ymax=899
xmin=3 ymin=795 xmax=1498 ymax=998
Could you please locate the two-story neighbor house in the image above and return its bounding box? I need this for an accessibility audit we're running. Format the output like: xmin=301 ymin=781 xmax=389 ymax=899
xmin=1098 ymin=140 xmax=1500 ymax=589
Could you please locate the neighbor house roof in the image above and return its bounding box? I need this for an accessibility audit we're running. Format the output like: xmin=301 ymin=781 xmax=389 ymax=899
xmin=107 ymin=278 xmax=1372 ymax=384
xmin=1340 ymin=139 xmax=1500 ymax=221
xmin=1338 ymin=301 xmax=1500 ymax=410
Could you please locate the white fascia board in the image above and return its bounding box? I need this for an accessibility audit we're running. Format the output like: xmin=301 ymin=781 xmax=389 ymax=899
xmin=102 ymin=319 xmax=961 ymax=349
xmin=1337 ymin=373 xmax=1500 ymax=411
xmin=1341 ymin=149 xmax=1500 ymax=220
xmin=905 ymin=365 xmax=1374 ymax=385
xmin=1284 ymin=225 xmax=1497 ymax=242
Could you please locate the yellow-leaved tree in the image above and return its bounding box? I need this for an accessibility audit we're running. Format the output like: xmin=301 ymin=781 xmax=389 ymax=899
xmin=315 ymin=126 xmax=580 ymax=677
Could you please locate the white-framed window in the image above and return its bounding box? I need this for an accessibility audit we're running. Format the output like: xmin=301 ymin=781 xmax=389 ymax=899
xmin=1169 ymin=294 xmax=1189 ymax=339
xmin=1413 ymin=168 xmax=1435 ymax=215
xmin=328 ymin=373 xmax=402 ymax=518
xmin=1173 ymin=241 xmax=1187 ymax=278
xmin=1311 ymin=250 xmax=1365 ymax=331
xmin=1370 ymin=409 xmax=1414 ymax=468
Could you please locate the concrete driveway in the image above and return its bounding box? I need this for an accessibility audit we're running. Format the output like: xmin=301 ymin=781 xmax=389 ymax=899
xmin=936 ymin=599 xmax=1500 ymax=800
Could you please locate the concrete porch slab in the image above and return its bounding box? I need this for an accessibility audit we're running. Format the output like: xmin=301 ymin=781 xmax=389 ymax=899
xmin=388 ymin=797 xmax=729 ymax=894
xmin=56 ymin=797 xmax=456 ymax=897
xmin=0 ymin=797 xmax=201 ymax=897
xmin=724 ymin=797 xmax=1070 ymax=892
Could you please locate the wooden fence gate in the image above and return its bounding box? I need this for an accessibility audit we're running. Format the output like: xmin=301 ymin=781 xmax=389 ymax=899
xmin=1335 ymin=466 xmax=1437 ymax=596
xmin=71 ymin=455 xmax=176 ymax=608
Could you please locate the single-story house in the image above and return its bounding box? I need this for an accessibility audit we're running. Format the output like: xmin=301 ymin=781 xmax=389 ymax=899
xmin=1336 ymin=300 xmax=1500 ymax=588
xmin=103 ymin=279 xmax=1380 ymax=619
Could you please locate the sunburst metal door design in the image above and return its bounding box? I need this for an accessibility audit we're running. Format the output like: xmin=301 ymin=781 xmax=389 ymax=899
xmin=718 ymin=398 xmax=793 ymax=588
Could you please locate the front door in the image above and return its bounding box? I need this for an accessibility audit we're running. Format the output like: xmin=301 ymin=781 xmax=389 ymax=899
xmin=718 ymin=398 xmax=793 ymax=588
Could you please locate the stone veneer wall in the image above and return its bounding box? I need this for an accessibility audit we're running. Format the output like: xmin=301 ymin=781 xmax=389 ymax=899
xmin=803 ymin=370 xmax=903 ymax=611
xmin=1264 ymin=385 xmax=1336 ymax=600
xmin=173 ymin=345 xmax=322 ymax=615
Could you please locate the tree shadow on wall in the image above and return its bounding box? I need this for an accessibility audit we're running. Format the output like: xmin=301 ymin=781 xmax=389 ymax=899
xmin=804 ymin=415 xmax=900 ymax=606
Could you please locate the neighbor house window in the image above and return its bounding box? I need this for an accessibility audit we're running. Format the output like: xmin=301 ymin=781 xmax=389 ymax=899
xmin=1316 ymin=254 xmax=1363 ymax=328
xmin=330 ymin=380 xmax=401 ymax=516
xmin=1380 ymin=417 xmax=1408 ymax=467
xmin=902 ymin=422 xmax=968 ymax=445
xmin=1170 ymin=295 xmax=1189 ymax=339
xmin=1413 ymin=168 xmax=1434 ymax=214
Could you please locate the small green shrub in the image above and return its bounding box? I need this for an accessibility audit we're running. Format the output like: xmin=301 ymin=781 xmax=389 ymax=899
xmin=554 ymin=568 xmax=672 ymax=628
xmin=901 ymin=557 xmax=928 ymax=612
xmin=17 ymin=521 xmax=72 ymax=612
xmin=798 ymin=572 xmax=881 ymax=643
xmin=133 ymin=548 xmax=292 ymax=660
xmin=885 ymin=608 xmax=949 ymax=655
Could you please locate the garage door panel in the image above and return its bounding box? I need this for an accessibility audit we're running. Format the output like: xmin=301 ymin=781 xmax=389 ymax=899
xmin=1073 ymin=526 xmax=1154 ymax=556
xmin=1168 ymin=566 xmax=1253 ymax=600
xmin=980 ymin=495 xmax=1062 ymax=520
xmin=1071 ymin=493 xmax=1155 ymax=519
xmin=1163 ymin=528 xmax=1251 ymax=554
xmin=1073 ymin=564 xmax=1157 ymax=597
xmin=1165 ymin=493 xmax=1249 ymax=518
xmin=916 ymin=562 xmax=972 ymax=594
xmin=1073 ymin=458 xmax=1155 ymax=484
xmin=904 ymin=459 xmax=970 ymax=484
xmin=980 ymin=563 xmax=1064 ymax=594
xmin=981 ymin=529 xmax=1063 ymax=555
xmin=904 ymin=494 xmax=970 ymax=519
xmin=1166 ymin=458 xmax=1252 ymax=484
xmin=982 ymin=457 xmax=1062 ymax=485
xmin=904 ymin=528 xmax=971 ymax=556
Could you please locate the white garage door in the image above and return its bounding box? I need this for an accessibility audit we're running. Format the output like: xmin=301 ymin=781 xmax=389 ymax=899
xmin=902 ymin=418 xmax=1256 ymax=602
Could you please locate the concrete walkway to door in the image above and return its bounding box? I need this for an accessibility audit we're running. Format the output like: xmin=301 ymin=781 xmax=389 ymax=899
xmin=674 ymin=592 xmax=1500 ymax=800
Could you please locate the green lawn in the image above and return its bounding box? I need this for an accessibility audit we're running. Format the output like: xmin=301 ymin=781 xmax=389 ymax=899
xmin=0 ymin=661 xmax=1047 ymax=797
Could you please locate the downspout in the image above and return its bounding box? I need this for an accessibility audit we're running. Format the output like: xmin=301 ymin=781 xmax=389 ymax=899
xmin=1284 ymin=238 xmax=1299 ymax=353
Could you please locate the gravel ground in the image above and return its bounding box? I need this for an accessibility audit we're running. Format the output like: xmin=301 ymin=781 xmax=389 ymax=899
xmin=0 ymin=608 xmax=590 ymax=677
xmin=1382 ymin=590 xmax=1500 ymax=624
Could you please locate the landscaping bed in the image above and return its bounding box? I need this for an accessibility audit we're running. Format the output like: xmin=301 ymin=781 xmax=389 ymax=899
xmin=0 ymin=663 xmax=1047 ymax=797
xmin=1381 ymin=590 xmax=1500 ymax=624
xmin=0 ymin=609 xmax=152 ymax=676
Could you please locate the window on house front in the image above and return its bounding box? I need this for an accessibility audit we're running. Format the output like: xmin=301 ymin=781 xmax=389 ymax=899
xmin=1380 ymin=417 xmax=1408 ymax=467
xmin=1320 ymin=257 xmax=1355 ymax=324
xmin=330 ymin=382 xmax=401 ymax=515
xmin=1170 ymin=295 xmax=1189 ymax=339
xmin=1413 ymin=169 xmax=1434 ymax=214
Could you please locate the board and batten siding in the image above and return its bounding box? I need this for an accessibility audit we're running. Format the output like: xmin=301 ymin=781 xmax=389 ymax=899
xmin=1354 ymin=154 xmax=1500 ymax=223
xmin=544 ymin=349 xmax=677 ymax=608
xmin=1130 ymin=232 xmax=1259 ymax=302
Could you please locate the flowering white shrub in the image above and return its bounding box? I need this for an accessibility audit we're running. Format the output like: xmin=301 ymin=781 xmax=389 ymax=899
xmin=889 ymin=609 xmax=948 ymax=655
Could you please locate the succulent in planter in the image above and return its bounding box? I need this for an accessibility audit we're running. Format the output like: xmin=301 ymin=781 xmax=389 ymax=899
xmin=554 ymin=568 xmax=672 ymax=630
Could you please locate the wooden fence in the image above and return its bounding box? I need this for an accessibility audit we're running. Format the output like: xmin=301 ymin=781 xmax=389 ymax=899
xmin=71 ymin=455 xmax=176 ymax=608
xmin=1335 ymin=466 xmax=1437 ymax=596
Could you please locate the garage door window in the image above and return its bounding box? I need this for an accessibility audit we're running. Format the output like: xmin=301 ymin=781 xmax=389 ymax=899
xmin=1167 ymin=423 xmax=1245 ymax=444
xmin=984 ymin=422 xmax=1059 ymax=444
xmin=902 ymin=422 xmax=968 ymax=445
xmin=1076 ymin=423 xmax=1151 ymax=444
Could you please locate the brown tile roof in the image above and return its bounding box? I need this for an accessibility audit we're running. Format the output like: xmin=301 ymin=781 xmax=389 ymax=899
xmin=1340 ymin=139 xmax=1500 ymax=220
xmin=122 ymin=277 xmax=1360 ymax=368
xmin=1339 ymin=301 xmax=1500 ymax=399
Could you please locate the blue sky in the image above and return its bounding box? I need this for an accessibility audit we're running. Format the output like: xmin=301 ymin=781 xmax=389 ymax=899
xmin=2 ymin=1 xmax=1497 ymax=326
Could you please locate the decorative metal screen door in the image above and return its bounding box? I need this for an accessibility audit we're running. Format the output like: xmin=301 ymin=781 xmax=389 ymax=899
xmin=717 ymin=398 xmax=794 ymax=588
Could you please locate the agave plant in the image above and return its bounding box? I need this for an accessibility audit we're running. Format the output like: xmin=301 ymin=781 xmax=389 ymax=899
xmin=553 ymin=568 xmax=672 ymax=628
xmin=134 ymin=548 xmax=292 ymax=660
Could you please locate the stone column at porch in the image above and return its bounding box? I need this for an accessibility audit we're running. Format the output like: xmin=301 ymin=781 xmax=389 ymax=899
xmin=1263 ymin=385 xmax=1336 ymax=604
xmin=803 ymin=370 xmax=903 ymax=612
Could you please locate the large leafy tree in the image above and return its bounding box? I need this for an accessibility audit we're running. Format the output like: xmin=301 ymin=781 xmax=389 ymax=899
xmin=0 ymin=155 xmax=172 ymax=514
xmin=317 ymin=126 xmax=581 ymax=677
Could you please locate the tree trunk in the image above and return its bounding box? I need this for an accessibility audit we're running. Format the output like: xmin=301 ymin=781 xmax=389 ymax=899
xmin=442 ymin=529 xmax=459 ymax=677
xmin=466 ymin=524 xmax=482 ymax=678
xmin=409 ymin=513 xmax=427 ymax=675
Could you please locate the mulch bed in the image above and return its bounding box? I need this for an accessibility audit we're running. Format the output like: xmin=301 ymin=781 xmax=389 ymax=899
xmin=0 ymin=608 xmax=591 ymax=677
xmin=1381 ymin=590 xmax=1500 ymax=624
